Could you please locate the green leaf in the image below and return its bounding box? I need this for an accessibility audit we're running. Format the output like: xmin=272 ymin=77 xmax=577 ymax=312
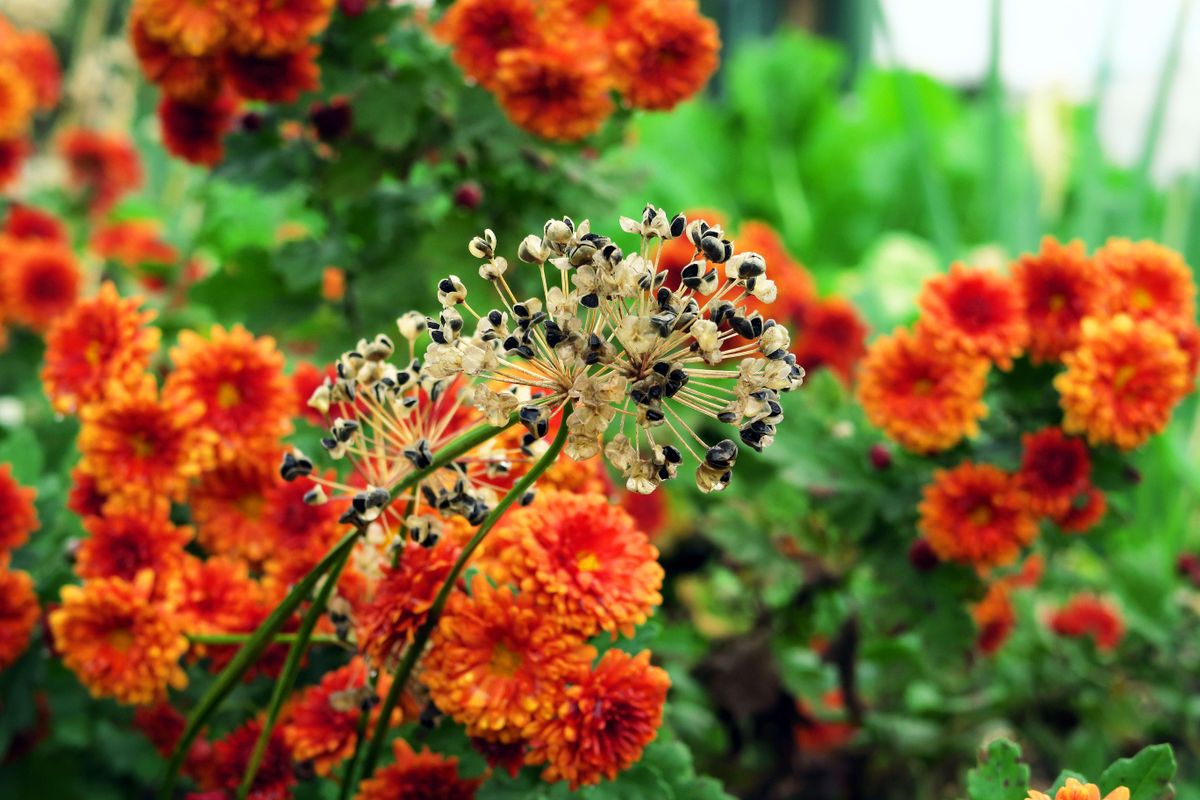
xmin=1099 ymin=744 xmax=1176 ymax=800
xmin=0 ymin=426 xmax=44 ymax=485
xmin=967 ymin=739 xmax=1030 ymax=800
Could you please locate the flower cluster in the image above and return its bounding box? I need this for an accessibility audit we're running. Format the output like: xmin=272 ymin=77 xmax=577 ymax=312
xmin=129 ymin=0 xmax=335 ymax=165
xmin=0 ymin=464 xmax=39 ymax=672
xmin=0 ymin=14 xmax=60 ymax=188
xmin=435 ymin=0 xmax=719 ymax=140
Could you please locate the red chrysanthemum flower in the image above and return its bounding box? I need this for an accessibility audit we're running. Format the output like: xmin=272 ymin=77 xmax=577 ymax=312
xmin=546 ymin=0 xmax=641 ymax=31
xmin=435 ymin=0 xmax=542 ymax=87
xmin=283 ymin=658 xmax=402 ymax=776
xmin=75 ymin=508 xmax=192 ymax=588
xmin=189 ymin=458 xmax=275 ymax=562
xmin=972 ymin=582 xmax=1015 ymax=655
xmin=1055 ymin=314 xmax=1190 ymax=450
xmin=527 ymin=649 xmax=669 ymax=789
xmin=1017 ymin=427 xmax=1091 ymax=517
xmin=356 ymin=738 xmax=482 ymax=800
xmin=423 ymin=576 xmax=596 ymax=742
xmin=792 ymin=297 xmax=869 ymax=385
xmin=918 ymin=462 xmax=1037 ymax=569
xmin=1012 ymin=237 xmax=1106 ymax=363
xmin=77 ymin=374 xmax=217 ymax=504
xmin=136 ymin=0 xmax=230 ymax=57
xmin=609 ymin=0 xmax=719 ymax=110
xmin=0 ymin=136 xmax=28 ymax=189
xmin=4 ymin=204 xmax=67 ymax=243
xmin=481 ymin=491 xmax=663 ymax=638
xmin=174 ymin=554 xmax=262 ymax=645
xmin=794 ymin=689 xmax=857 ymax=754
xmin=1096 ymin=238 xmax=1196 ymax=333
xmin=1052 ymin=486 xmax=1107 ymax=534
xmin=291 ymin=360 xmax=336 ymax=425
xmin=0 ymin=61 xmax=34 ymax=139
xmin=90 ymin=220 xmax=179 ymax=268
xmin=0 ymin=29 xmax=60 ymax=111
xmin=67 ymin=465 xmax=111 ymax=519
xmin=225 ymin=0 xmax=334 ymax=56
xmin=2 ymin=240 xmax=81 ymax=331
xmin=0 ymin=463 xmax=37 ymax=554
xmin=260 ymin=472 xmax=345 ymax=590
xmin=0 ymin=565 xmax=38 ymax=670
xmin=1048 ymin=593 xmax=1124 ymax=651
xmin=492 ymin=45 xmax=614 ymax=141
xmin=130 ymin=9 xmax=224 ymax=103
xmin=471 ymin=737 xmax=527 ymax=778
xmin=58 ymin=129 xmax=144 ymax=214
xmin=856 ymin=327 xmax=989 ymax=453
xmin=916 ymin=262 xmax=1028 ymax=369
xmin=355 ymin=541 xmax=460 ymax=665
xmin=158 ymin=92 xmax=239 ymax=166
xmin=205 ymin=717 xmax=296 ymax=799
xmin=49 ymin=573 xmax=188 ymax=705
xmin=223 ymin=44 xmax=320 ymax=103
xmin=41 ymin=282 xmax=161 ymax=415
xmin=164 ymin=324 xmax=295 ymax=462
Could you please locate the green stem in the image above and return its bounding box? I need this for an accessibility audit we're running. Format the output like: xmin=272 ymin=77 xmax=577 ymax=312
xmin=159 ymin=528 xmax=360 ymax=800
xmin=238 ymin=544 xmax=355 ymax=798
xmin=339 ymin=709 xmax=373 ymax=800
xmin=186 ymin=632 xmax=353 ymax=650
xmin=349 ymin=407 xmax=573 ymax=787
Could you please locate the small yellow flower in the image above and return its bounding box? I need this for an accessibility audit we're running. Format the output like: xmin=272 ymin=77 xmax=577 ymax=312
xmin=1028 ymin=777 xmax=1130 ymax=800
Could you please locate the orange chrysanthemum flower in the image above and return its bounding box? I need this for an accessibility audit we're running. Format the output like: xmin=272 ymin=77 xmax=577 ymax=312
xmin=610 ymin=0 xmax=719 ymax=110
xmin=1096 ymin=238 xmax=1196 ymax=332
xmin=137 ymin=0 xmax=229 ymax=57
xmin=41 ymin=283 xmax=161 ymax=415
xmin=283 ymin=658 xmax=403 ymax=776
xmin=0 ymin=463 xmax=37 ymax=554
xmin=355 ymin=541 xmax=460 ymax=665
xmin=130 ymin=9 xmax=223 ymax=103
xmin=916 ymin=262 xmax=1028 ymax=369
xmin=4 ymin=204 xmax=67 ymax=243
xmin=972 ymin=582 xmax=1015 ymax=655
xmin=225 ymin=0 xmax=334 ymax=56
xmin=794 ymin=689 xmax=857 ymax=754
xmin=223 ymin=44 xmax=321 ymax=103
xmin=737 ymin=220 xmax=817 ymax=319
xmin=540 ymin=455 xmax=611 ymax=496
xmin=918 ymin=462 xmax=1037 ymax=569
xmin=174 ymin=554 xmax=262 ymax=645
xmin=49 ymin=574 xmax=188 ymax=704
xmin=77 ymin=375 xmax=217 ymax=504
xmin=260 ymin=472 xmax=345 ymax=589
xmin=547 ymin=0 xmax=641 ymax=31
xmin=492 ymin=45 xmax=613 ymax=141
xmin=793 ymin=297 xmax=869 ymax=385
xmin=527 ymin=649 xmax=669 ymax=789
xmin=856 ymin=327 xmax=989 ymax=453
xmin=58 ymin=129 xmax=144 ymax=215
xmin=423 ymin=577 xmax=595 ymax=742
xmin=205 ymin=717 xmax=296 ymax=798
xmin=90 ymin=220 xmax=179 ymax=268
xmin=1017 ymin=427 xmax=1091 ymax=517
xmin=0 ymin=29 xmax=60 ymax=111
xmin=1053 ymin=486 xmax=1107 ymax=534
xmin=1048 ymin=593 xmax=1124 ymax=652
xmin=0 ymin=136 xmax=28 ymax=189
xmin=0 ymin=565 xmax=38 ymax=670
xmin=2 ymin=240 xmax=81 ymax=331
xmin=322 ymin=266 xmax=345 ymax=301
xmin=164 ymin=325 xmax=294 ymax=461
xmin=189 ymin=459 xmax=275 ymax=562
xmin=435 ymin=0 xmax=542 ymax=87
xmin=76 ymin=508 xmax=192 ymax=587
xmin=356 ymin=738 xmax=482 ymax=800
xmin=1012 ymin=237 xmax=1106 ymax=363
xmin=482 ymin=491 xmax=663 ymax=638
xmin=1029 ymin=777 xmax=1130 ymax=800
xmin=158 ymin=92 xmax=239 ymax=166
xmin=1055 ymin=314 xmax=1190 ymax=450
xmin=0 ymin=61 xmax=34 ymax=139
xmin=291 ymin=361 xmax=335 ymax=425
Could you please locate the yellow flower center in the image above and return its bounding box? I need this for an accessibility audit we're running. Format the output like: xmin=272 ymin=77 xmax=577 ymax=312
xmin=1048 ymin=293 xmax=1065 ymax=312
xmin=577 ymin=552 xmax=601 ymax=572
xmin=107 ymin=628 xmax=135 ymax=652
xmin=217 ymin=382 xmax=240 ymax=409
xmin=85 ymin=341 xmax=103 ymax=366
xmin=912 ymin=378 xmax=933 ymax=397
xmin=1114 ymin=364 xmax=1137 ymax=390
xmin=489 ymin=643 xmax=522 ymax=678
xmin=128 ymin=433 xmax=154 ymax=458
xmin=586 ymin=3 xmax=612 ymax=26
xmin=968 ymin=505 xmax=993 ymax=526
xmin=1132 ymin=286 xmax=1153 ymax=310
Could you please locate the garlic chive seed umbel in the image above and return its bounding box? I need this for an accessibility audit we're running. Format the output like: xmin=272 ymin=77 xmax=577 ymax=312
xmin=427 ymin=205 xmax=805 ymax=495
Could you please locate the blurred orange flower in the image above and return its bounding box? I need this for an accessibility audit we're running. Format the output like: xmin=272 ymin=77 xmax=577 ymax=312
xmin=918 ymin=462 xmax=1036 ymax=569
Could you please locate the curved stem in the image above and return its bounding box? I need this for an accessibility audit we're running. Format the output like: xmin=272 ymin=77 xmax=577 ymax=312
xmin=350 ymin=406 xmax=573 ymax=786
xmin=186 ymin=632 xmax=354 ymax=651
xmin=238 ymin=543 xmax=355 ymax=798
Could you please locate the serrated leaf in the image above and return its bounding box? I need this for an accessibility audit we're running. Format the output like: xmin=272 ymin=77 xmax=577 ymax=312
xmin=967 ymin=739 xmax=1030 ymax=800
xmin=1099 ymin=744 xmax=1176 ymax=800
